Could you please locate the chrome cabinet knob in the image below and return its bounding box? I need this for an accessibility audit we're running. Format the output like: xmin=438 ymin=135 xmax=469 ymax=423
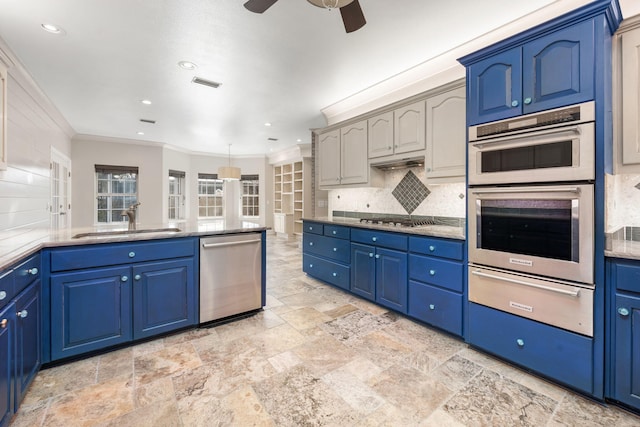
xmin=618 ymin=307 xmax=630 ymax=317
xmin=333 ymin=248 xmax=337 ymax=252
xmin=516 ymin=339 xmax=525 ymax=347
xmin=28 ymin=267 xmax=39 ymax=275
xmin=429 ymin=270 xmax=436 ymax=276
xmin=309 ymin=264 xmax=313 ymax=268
xmin=511 ymin=100 xmax=519 ymax=107
xmin=375 ymin=254 xmax=380 ymax=259
xmin=429 ymin=304 xmax=435 ymax=310
xmin=17 ymin=310 xmax=28 ymax=318
xmin=429 ymin=245 xmax=435 ymax=252
xmin=332 ymin=272 xmax=337 ymax=277
xmin=0 ymin=291 xmax=6 ymax=301
xmin=372 ymin=237 xmax=377 ymax=242
xmin=524 ymin=97 xmax=532 ymax=105
xmin=309 ymin=242 xmax=314 ymax=246
xmin=128 ymin=252 xmax=136 ymax=258
xmin=0 ymin=319 xmax=7 ymax=329
xmin=134 ymin=274 xmax=141 ymax=281
xmin=369 ymin=253 xmax=374 ymax=258
xmin=121 ymin=276 xmax=128 ymax=282
xmin=332 ymin=230 xmax=336 ymax=235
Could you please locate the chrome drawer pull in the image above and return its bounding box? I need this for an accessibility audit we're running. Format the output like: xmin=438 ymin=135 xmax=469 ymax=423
xmin=202 ymin=239 xmax=261 ymax=249
xmin=28 ymin=268 xmax=39 ymax=275
xmin=17 ymin=310 xmax=28 ymax=318
xmin=471 ymin=270 xmax=580 ymax=297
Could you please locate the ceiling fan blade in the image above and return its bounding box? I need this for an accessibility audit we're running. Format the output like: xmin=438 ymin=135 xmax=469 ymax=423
xmin=244 ymin=0 xmax=279 ymax=13
xmin=339 ymin=0 xmax=366 ymax=33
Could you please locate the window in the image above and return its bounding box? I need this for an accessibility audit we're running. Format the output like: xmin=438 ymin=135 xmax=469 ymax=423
xmin=241 ymin=174 xmax=259 ymax=217
xmin=95 ymin=165 xmax=138 ymax=223
xmin=198 ymin=173 xmax=223 ymax=218
xmin=168 ymin=170 xmax=185 ymax=220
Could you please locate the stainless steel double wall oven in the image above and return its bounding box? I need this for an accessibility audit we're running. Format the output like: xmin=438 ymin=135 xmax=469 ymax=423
xmin=467 ymin=102 xmax=596 ymax=336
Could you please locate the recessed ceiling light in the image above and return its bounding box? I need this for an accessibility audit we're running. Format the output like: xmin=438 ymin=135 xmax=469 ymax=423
xmin=296 ymin=139 xmax=302 ymax=142
xmin=178 ymin=61 xmax=197 ymax=70
xmin=140 ymin=99 xmax=152 ymax=105
xmin=137 ymin=131 xmax=145 ymax=135
xmin=264 ymin=122 xmax=272 ymax=127
xmin=41 ymin=23 xmax=65 ymax=35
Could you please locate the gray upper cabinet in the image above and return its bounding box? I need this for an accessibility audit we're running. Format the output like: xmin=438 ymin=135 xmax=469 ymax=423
xmin=616 ymin=18 xmax=640 ymax=171
xmin=340 ymin=120 xmax=369 ymax=185
xmin=425 ymin=86 xmax=466 ymax=181
xmin=368 ymin=111 xmax=394 ymax=159
xmin=318 ymin=121 xmax=369 ymax=187
xmin=394 ymin=100 xmax=426 ymax=155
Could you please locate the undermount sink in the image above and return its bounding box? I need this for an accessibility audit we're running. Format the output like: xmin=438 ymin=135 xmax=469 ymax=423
xmin=72 ymin=228 xmax=182 ymax=239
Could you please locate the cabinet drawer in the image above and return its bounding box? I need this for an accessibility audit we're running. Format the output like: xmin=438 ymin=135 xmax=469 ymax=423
xmin=613 ymin=261 xmax=640 ymax=293
xmin=468 ymin=302 xmax=593 ymax=394
xmin=303 ymin=222 xmax=323 ymax=235
xmin=303 ymin=254 xmax=349 ymax=290
xmin=409 ymin=255 xmax=463 ymax=292
xmin=303 ymin=234 xmax=350 ymax=263
xmin=50 ymin=238 xmax=195 ymax=272
xmin=324 ymin=225 xmax=350 ymax=240
xmin=408 ymin=280 xmax=462 ymax=336
xmin=13 ymin=254 xmax=41 ymax=295
xmin=0 ymin=268 xmax=14 ymax=310
xmin=351 ymin=229 xmax=407 ymax=251
xmin=409 ymin=236 xmax=463 ymax=260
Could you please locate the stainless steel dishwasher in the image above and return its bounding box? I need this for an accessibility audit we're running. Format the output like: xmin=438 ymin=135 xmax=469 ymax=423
xmin=199 ymin=233 xmax=262 ymax=323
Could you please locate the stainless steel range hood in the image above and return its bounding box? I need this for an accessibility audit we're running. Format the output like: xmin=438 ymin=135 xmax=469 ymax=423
xmin=370 ymin=155 xmax=425 ymax=171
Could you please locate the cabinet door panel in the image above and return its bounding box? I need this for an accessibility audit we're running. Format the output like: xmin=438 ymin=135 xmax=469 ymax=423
xmin=350 ymin=243 xmax=375 ymax=301
xmin=14 ymin=281 xmax=40 ymax=408
xmin=523 ymin=20 xmax=594 ymax=114
xmin=318 ymin=130 xmax=341 ymax=186
xmin=0 ymin=303 xmax=15 ymax=427
xmin=425 ymin=87 xmax=466 ymax=179
xmin=340 ymin=121 xmax=368 ymax=185
xmin=132 ymin=259 xmax=195 ymax=340
xmin=613 ymin=293 xmax=640 ymax=408
xmin=468 ymin=47 xmax=522 ymax=124
xmin=375 ymin=248 xmax=407 ymax=313
xmin=394 ymin=101 xmax=425 ymax=154
xmin=368 ymin=111 xmax=394 ymax=158
xmin=621 ymin=28 xmax=640 ymax=165
xmin=51 ymin=266 xmax=132 ymax=360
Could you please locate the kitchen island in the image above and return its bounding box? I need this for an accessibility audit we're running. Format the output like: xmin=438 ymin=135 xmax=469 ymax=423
xmin=0 ymin=220 xmax=267 ymax=427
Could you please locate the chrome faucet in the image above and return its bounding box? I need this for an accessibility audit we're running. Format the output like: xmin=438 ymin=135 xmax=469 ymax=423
xmin=121 ymin=202 xmax=141 ymax=231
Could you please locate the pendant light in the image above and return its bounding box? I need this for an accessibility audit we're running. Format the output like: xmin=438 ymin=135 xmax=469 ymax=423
xmin=218 ymin=144 xmax=241 ymax=180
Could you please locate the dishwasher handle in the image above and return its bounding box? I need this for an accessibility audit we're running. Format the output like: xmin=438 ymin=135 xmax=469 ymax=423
xmin=202 ymin=239 xmax=261 ymax=249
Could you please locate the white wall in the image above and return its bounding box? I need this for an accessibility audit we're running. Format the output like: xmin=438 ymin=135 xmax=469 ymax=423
xmin=71 ymin=135 xmax=164 ymax=227
xmin=0 ymin=42 xmax=73 ymax=233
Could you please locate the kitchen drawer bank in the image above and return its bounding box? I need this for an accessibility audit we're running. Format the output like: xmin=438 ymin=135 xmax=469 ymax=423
xmin=302 ymin=220 xmax=466 ymax=337
xmin=41 ymin=237 xmax=200 ymax=362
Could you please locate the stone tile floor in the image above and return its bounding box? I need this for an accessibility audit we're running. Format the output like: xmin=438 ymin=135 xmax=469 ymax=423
xmin=9 ymin=235 xmax=640 ymax=426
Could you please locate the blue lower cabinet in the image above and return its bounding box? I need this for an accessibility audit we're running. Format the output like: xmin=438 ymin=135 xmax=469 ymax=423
xmin=0 ymin=302 xmax=15 ymax=427
xmin=51 ymin=266 xmax=133 ymax=360
xmin=408 ymin=280 xmax=462 ymax=336
xmin=14 ymin=282 xmax=40 ymax=408
xmin=303 ymin=253 xmax=349 ymax=290
xmin=468 ymin=302 xmax=593 ymax=394
xmin=132 ymin=259 xmax=195 ymax=340
xmin=350 ymin=243 xmax=376 ymax=301
xmin=375 ymin=248 xmax=407 ymax=313
xmin=611 ymin=291 xmax=640 ymax=409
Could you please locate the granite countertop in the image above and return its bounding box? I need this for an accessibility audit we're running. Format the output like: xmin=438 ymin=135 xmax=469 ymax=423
xmin=0 ymin=219 xmax=267 ymax=271
xmin=606 ymin=226 xmax=640 ymax=261
xmin=307 ymin=217 xmax=466 ymax=241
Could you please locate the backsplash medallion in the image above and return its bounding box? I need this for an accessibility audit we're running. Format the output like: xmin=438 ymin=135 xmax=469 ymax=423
xmin=391 ymin=170 xmax=430 ymax=214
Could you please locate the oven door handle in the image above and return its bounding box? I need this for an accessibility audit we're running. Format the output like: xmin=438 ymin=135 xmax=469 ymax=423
xmin=471 ymin=126 xmax=581 ymax=148
xmin=470 ymin=186 xmax=580 ymax=195
xmin=471 ymin=270 xmax=581 ymax=297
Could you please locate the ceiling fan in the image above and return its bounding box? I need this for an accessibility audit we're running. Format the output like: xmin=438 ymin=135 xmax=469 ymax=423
xmin=243 ymin=0 xmax=366 ymax=33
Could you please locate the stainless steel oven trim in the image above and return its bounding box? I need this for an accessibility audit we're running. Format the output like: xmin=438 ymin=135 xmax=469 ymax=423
xmin=468 ymin=122 xmax=595 ymax=185
xmin=468 ymin=264 xmax=594 ymax=336
xmin=468 ymin=184 xmax=594 ymax=284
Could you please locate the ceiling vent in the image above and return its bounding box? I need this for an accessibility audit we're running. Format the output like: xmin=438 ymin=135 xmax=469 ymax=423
xmin=139 ymin=119 xmax=156 ymax=124
xmin=267 ymin=138 xmax=278 ymax=142
xmin=192 ymin=77 xmax=222 ymax=89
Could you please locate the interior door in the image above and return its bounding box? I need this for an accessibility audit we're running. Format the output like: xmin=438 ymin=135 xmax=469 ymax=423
xmin=50 ymin=148 xmax=72 ymax=230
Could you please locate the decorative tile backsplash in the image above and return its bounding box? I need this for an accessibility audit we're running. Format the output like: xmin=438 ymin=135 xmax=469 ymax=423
xmin=327 ymin=167 xmax=465 ymax=220
xmin=606 ymin=173 xmax=640 ymax=231
xmin=391 ymin=170 xmax=430 ymax=214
